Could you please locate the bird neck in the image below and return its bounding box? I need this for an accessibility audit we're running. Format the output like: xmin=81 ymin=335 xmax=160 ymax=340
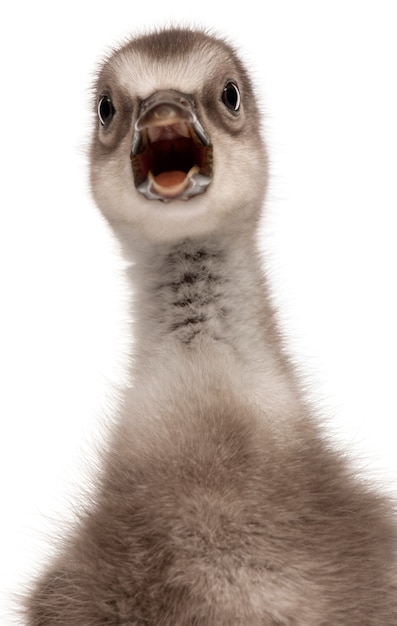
xmin=122 ymin=226 xmax=302 ymax=411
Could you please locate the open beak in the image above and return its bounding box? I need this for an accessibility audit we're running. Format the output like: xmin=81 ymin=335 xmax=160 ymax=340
xmin=131 ymin=90 xmax=213 ymax=202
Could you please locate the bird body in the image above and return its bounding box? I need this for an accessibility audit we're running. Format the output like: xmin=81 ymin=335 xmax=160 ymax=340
xmin=26 ymin=28 xmax=397 ymax=625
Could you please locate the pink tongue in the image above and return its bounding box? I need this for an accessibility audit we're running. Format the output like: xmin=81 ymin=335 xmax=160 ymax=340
xmin=153 ymin=171 xmax=187 ymax=188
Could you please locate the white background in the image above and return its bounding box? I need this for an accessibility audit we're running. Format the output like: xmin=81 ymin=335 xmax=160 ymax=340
xmin=1 ymin=1 xmax=396 ymax=622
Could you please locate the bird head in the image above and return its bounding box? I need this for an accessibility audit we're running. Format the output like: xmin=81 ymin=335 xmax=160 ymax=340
xmin=90 ymin=29 xmax=267 ymax=244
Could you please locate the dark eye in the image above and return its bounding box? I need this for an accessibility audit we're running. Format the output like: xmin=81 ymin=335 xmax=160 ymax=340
xmin=222 ymin=81 xmax=241 ymax=113
xmin=98 ymin=95 xmax=115 ymax=126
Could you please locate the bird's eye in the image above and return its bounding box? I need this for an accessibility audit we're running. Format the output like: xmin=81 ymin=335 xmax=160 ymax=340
xmin=222 ymin=81 xmax=241 ymax=113
xmin=98 ymin=95 xmax=115 ymax=126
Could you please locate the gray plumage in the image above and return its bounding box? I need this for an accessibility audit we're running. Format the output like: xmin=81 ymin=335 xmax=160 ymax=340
xmin=25 ymin=28 xmax=397 ymax=625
